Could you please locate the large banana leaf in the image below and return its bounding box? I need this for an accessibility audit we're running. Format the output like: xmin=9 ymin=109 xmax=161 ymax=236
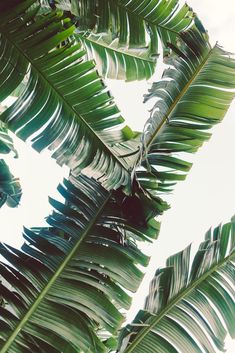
xmin=118 ymin=217 xmax=235 ymax=353
xmin=0 ymin=174 xmax=161 ymax=353
xmin=137 ymin=29 xmax=235 ymax=196
xmin=0 ymin=0 xmax=138 ymax=191
xmin=0 ymin=122 xmax=21 ymax=208
xmin=49 ymin=0 xmax=196 ymax=81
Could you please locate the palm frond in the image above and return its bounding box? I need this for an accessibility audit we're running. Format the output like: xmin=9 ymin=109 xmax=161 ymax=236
xmin=0 ymin=174 xmax=161 ymax=353
xmin=118 ymin=217 xmax=235 ymax=353
xmin=0 ymin=0 xmax=138 ymax=191
xmin=137 ymin=29 xmax=235 ymax=197
xmin=0 ymin=122 xmax=21 ymax=208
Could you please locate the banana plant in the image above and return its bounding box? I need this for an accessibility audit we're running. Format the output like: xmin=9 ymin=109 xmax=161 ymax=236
xmin=41 ymin=3 xmax=235 ymax=202
xmin=0 ymin=1 xmax=235 ymax=353
xmin=118 ymin=217 xmax=235 ymax=353
xmin=1 ymin=177 xmax=234 ymax=352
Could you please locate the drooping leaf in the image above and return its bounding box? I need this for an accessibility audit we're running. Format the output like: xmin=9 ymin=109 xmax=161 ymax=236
xmin=118 ymin=217 xmax=235 ymax=353
xmin=137 ymin=29 xmax=235 ymax=197
xmin=0 ymin=0 xmax=138 ymax=192
xmin=0 ymin=174 xmax=161 ymax=353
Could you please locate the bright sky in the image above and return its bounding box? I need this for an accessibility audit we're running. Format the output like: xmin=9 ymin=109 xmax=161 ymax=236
xmin=0 ymin=0 xmax=234 ymax=352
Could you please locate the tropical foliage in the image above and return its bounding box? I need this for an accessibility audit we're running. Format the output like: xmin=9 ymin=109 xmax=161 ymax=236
xmin=43 ymin=0 xmax=196 ymax=81
xmin=0 ymin=0 xmax=234 ymax=352
xmin=138 ymin=29 xmax=235 ymax=196
xmin=0 ymin=175 xmax=159 ymax=352
xmin=0 ymin=122 xmax=21 ymax=208
xmin=118 ymin=217 xmax=235 ymax=353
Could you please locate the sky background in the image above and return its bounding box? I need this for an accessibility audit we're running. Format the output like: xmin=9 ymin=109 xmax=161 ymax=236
xmin=0 ymin=0 xmax=234 ymax=352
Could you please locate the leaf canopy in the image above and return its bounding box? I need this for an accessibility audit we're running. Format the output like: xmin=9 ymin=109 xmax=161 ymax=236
xmin=47 ymin=0 xmax=196 ymax=81
xmin=118 ymin=218 xmax=235 ymax=353
xmin=0 ymin=2 xmax=235 ymax=353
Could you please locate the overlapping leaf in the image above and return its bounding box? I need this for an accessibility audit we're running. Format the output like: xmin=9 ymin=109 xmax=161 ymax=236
xmin=115 ymin=0 xmax=196 ymax=51
xmin=118 ymin=218 xmax=235 ymax=353
xmin=0 ymin=174 xmax=160 ymax=353
xmin=0 ymin=0 xmax=138 ymax=191
xmin=0 ymin=123 xmax=21 ymax=208
xmin=50 ymin=0 xmax=196 ymax=81
xmin=137 ymin=29 xmax=235 ymax=197
xmin=76 ymin=31 xmax=157 ymax=81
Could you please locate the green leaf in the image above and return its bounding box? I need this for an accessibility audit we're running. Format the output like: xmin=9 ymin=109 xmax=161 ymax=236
xmin=0 ymin=174 xmax=160 ymax=353
xmin=137 ymin=29 xmax=235 ymax=198
xmin=0 ymin=122 xmax=17 ymax=157
xmin=118 ymin=218 xmax=235 ymax=353
xmin=0 ymin=0 xmax=137 ymax=191
xmin=76 ymin=32 xmax=156 ymax=81
xmin=0 ymin=122 xmax=21 ymax=208
xmin=0 ymin=160 xmax=22 ymax=208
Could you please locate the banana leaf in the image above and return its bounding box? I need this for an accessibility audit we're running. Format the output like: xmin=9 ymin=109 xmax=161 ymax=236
xmin=137 ymin=29 xmax=235 ymax=197
xmin=118 ymin=217 xmax=235 ymax=352
xmin=0 ymin=174 xmax=161 ymax=353
xmin=46 ymin=0 xmax=197 ymax=81
xmin=0 ymin=0 xmax=138 ymax=192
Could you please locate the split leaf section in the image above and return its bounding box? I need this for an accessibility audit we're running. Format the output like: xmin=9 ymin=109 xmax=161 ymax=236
xmin=118 ymin=217 xmax=235 ymax=353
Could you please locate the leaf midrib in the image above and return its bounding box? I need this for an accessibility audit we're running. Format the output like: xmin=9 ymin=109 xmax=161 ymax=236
xmin=122 ymin=251 xmax=234 ymax=353
xmin=1 ymin=24 xmax=130 ymax=172
xmin=146 ymin=45 xmax=213 ymax=148
xmin=0 ymin=192 xmax=111 ymax=353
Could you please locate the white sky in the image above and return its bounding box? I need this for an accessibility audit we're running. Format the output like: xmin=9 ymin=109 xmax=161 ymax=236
xmin=0 ymin=0 xmax=234 ymax=352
